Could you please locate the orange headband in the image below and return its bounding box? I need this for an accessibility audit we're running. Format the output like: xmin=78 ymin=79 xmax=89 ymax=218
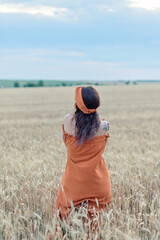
xmin=75 ymin=86 xmax=97 ymax=114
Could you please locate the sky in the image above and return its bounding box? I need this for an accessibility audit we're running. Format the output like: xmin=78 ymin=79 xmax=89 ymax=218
xmin=0 ymin=0 xmax=160 ymax=81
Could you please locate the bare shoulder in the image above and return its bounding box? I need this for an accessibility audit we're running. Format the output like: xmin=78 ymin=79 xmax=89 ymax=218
xmin=64 ymin=114 xmax=75 ymax=135
xmin=96 ymin=120 xmax=109 ymax=136
xmin=64 ymin=113 xmax=74 ymax=122
xmin=63 ymin=115 xmax=109 ymax=136
xmin=101 ymin=120 xmax=109 ymax=132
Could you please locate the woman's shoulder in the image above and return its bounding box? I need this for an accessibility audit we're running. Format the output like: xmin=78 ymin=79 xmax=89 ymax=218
xmin=63 ymin=114 xmax=109 ymax=136
xmin=64 ymin=114 xmax=74 ymax=125
xmin=63 ymin=114 xmax=75 ymax=135
xmin=96 ymin=120 xmax=110 ymax=136
xmin=64 ymin=113 xmax=74 ymax=120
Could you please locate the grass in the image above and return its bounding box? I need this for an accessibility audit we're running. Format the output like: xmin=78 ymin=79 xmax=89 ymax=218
xmin=0 ymin=84 xmax=159 ymax=239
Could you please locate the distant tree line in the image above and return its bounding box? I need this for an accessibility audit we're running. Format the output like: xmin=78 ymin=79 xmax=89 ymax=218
xmin=125 ymin=81 xmax=137 ymax=85
xmin=14 ymin=80 xmax=44 ymax=88
xmin=24 ymin=80 xmax=44 ymax=87
xmin=13 ymin=80 xmax=101 ymax=88
xmin=12 ymin=80 xmax=139 ymax=88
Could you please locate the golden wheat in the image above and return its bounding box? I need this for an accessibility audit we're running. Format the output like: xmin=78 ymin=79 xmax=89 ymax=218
xmin=0 ymin=84 xmax=159 ymax=239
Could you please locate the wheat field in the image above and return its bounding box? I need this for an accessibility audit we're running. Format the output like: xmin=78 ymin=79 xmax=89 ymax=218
xmin=0 ymin=84 xmax=159 ymax=240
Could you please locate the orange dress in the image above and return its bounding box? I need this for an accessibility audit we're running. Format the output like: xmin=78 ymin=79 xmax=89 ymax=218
xmin=55 ymin=124 xmax=112 ymax=220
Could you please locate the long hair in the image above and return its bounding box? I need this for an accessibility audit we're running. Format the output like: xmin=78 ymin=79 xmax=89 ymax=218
xmin=72 ymin=86 xmax=101 ymax=146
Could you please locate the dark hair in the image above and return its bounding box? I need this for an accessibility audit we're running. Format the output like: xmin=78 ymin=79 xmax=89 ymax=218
xmin=72 ymin=86 xmax=101 ymax=145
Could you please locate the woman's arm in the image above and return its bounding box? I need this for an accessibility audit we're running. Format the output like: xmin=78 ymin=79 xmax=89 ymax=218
xmin=62 ymin=114 xmax=72 ymax=145
xmin=101 ymin=119 xmax=110 ymax=133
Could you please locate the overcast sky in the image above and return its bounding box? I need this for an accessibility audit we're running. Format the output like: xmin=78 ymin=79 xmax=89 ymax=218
xmin=0 ymin=0 xmax=160 ymax=81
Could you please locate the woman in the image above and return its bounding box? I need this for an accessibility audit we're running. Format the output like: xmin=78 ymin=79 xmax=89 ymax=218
xmin=55 ymin=86 xmax=112 ymax=221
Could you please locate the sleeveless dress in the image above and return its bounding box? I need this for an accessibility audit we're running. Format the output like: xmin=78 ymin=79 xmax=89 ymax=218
xmin=55 ymin=124 xmax=112 ymax=220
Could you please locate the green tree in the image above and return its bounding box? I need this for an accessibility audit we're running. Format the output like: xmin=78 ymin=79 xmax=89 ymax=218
xmin=125 ymin=80 xmax=130 ymax=85
xmin=38 ymin=80 xmax=44 ymax=87
xmin=14 ymin=82 xmax=20 ymax=88
xmin=27 ymin=82 xmax=35 ymax=87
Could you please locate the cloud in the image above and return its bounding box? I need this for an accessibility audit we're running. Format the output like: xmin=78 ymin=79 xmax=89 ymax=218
xmin=0 ymin=48 xmax=160 ymax=80
xmin=97 ymin=5 xmax=116 ymax=13
xmin=85 ymin=61 xmax=118 ymax=67
xmin=0 ymin=48 xmax=86 ymax=62
xmin=69 ymin=51 xmax=85 ymax=57
xmin=1 ymin=56 xmax=159 ymax=80
xmin=151 ymin=40 xmax=160 ymax=44
xmin=128 ymin=0 xmax=160 ymax=11
xmin=0 ymin=3 xmax=75 ymax=20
